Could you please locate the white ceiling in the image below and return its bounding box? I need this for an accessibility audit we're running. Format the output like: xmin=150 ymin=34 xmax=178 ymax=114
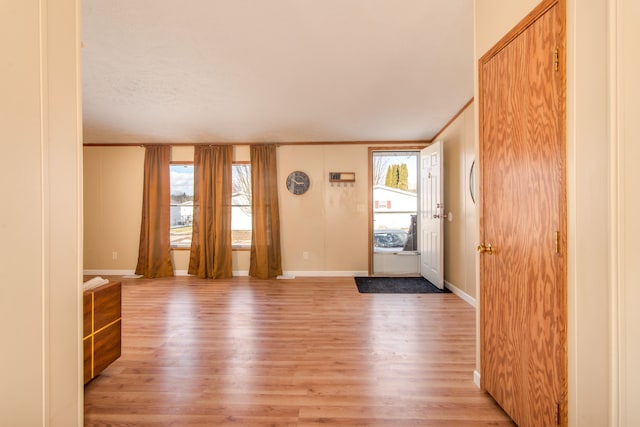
xmin=82 ymin=1 xmax=473 ymax=144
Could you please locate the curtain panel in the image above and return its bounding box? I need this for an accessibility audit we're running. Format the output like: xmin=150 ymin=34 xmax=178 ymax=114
xmin=135 ymin=145 xmax=174 ymax=278
xmin=188 ymin=145 xmax=233 ymax=278
xmin=249 ymin=145 xmax=283 ymax=279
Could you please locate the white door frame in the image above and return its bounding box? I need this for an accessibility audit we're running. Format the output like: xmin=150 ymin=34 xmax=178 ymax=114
xmin=369 ymin=148 xmax=421 ymax=276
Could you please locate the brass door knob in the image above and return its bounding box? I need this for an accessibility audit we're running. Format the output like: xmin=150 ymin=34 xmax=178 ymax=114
xmin=477 ymin=243 xmax=494 ymax=254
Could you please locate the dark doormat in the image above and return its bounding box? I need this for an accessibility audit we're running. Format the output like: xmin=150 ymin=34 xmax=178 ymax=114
xmin=354 ymin=276 xmax=451 ymax=294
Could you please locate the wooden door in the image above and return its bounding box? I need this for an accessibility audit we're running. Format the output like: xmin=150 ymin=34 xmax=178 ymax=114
xmin=479 ymin=1 xmax=566 ymax=426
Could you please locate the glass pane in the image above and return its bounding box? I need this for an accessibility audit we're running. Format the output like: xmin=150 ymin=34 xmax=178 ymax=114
xmin=372 ymin=152 xmax=418 ymax=253
xmin=170 ymin=164 xmax=194 ymax=248
xmin=232 ymin=164 xmax=252 ymax=248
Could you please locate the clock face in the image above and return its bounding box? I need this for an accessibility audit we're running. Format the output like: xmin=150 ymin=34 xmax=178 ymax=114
xmin=286 ymin=171 xmax=310 ymax=195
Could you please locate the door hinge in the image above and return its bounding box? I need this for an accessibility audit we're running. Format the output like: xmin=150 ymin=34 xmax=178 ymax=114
xmin=554 ymin=231 xmax=560 ymax=254
xmin=553 ymin=48 xmax=559 ymax=72
xmin=556 ymin=402 xmax=561 ymax=425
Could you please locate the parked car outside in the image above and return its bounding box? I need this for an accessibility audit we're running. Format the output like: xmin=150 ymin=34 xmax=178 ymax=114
xmin=374 ymin=229 xmax=408 ymax=252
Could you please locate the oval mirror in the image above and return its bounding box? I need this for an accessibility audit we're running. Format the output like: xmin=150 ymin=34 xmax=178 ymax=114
xmin=470 ymin=160 xmax=476 ymax=204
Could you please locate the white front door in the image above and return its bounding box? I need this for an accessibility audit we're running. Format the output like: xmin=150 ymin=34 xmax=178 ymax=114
xmin=420 ymin=141 xmax=444 ymax=288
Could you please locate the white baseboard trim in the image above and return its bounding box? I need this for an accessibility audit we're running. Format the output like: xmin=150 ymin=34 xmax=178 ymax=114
xmin=473 ymin=370 xmax=481 ymax=388
xmin=283 ymin=271 xmax=368 ymax=277
xmin=444 ymin=280 xmax=476 ymax=307
xmin=84 ymin=269 xmax=368 ymax=278
xmin=157 ymin=270 xmax=252 ymax=277
xmin=83 ymin=269 xmax=136 ymax=276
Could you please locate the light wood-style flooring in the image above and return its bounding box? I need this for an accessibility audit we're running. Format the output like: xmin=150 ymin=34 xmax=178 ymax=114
xmin=84 ymin=276 xmax=513 ymax=426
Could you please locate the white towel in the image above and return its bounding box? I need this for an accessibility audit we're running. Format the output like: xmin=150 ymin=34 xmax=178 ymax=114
xmin=83 ymin=276 xmax=109 ymax=291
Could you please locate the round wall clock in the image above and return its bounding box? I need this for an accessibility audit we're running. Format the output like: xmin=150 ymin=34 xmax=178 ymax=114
xmin=286 ymin=171 xmax=310 ymax=195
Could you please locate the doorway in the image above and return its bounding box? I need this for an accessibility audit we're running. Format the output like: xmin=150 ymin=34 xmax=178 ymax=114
xmin=370 ymin=150 xmax=420 ymax=275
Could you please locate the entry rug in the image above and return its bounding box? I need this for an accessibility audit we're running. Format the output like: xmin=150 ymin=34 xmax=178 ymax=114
xmin=354 ymin=276 xmax=451 ymax=294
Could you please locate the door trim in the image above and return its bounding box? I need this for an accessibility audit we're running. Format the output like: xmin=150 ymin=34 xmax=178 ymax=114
xmin=367 ymin=146 xmax=426 ymax=275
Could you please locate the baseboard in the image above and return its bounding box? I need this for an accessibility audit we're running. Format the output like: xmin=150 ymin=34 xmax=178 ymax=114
xmin=444 ymin=280 xmax=476 ymax=307
xmin=161 ymin=270 xmax=253 ymax=277
xmin=473 ymin=370 xmax=481 ymax=388
xmin=84 ymin=269 xmax=136 ymax=276
xmin=283 ymin=271 xmax=369 ymax=277
xmin=85 ymin=269 xmax=367 ymax=278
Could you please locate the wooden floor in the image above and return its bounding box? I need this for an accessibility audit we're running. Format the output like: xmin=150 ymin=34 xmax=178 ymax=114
xmin=84 ymin=276 xmax=513 ymax=426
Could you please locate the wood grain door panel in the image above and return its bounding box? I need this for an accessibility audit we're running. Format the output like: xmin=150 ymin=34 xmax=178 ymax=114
xmin=479 ymin=2 xmax=566 ymax=426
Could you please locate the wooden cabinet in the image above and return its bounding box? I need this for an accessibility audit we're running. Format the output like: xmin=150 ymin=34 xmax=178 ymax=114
xmin=83 ymin=281 xmax=121 ymax=383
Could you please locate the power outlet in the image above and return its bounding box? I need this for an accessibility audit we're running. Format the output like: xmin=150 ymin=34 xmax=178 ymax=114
xmin=112 ymin=251 xmax=118 ymax=260
xmin=303 ymin=251 xmax=309 ymax=260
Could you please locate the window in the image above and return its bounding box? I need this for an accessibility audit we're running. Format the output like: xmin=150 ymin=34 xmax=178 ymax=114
xmin=231 ymin=163 xmax=252 ymax=248
xmin=170 ymin=163 xmax=194 ymax=248
xmin=169 ymin=163 xmax=252 ymax=249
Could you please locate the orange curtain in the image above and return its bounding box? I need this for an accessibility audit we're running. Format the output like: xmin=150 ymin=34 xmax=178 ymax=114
xmin=249 ymin=145 xmax=282 ymax=279
xmin=188 ymin=145 xmax=233 ymax=279
xmin=135 ymin=145 xmax=174 ymax=278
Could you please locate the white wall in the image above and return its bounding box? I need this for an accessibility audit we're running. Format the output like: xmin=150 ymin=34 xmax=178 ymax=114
xmin=0 ymin=0 xmax=82 ymax=426
xmin=83 ymin=146 xmax=145 ymax=271
xmin=566 ymin=0 xmax=612 ymax=424
xmin=441 ymin=102 xmax=476 ymax=300
xmin=617 ymin=1 xmax=640 ymax=424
